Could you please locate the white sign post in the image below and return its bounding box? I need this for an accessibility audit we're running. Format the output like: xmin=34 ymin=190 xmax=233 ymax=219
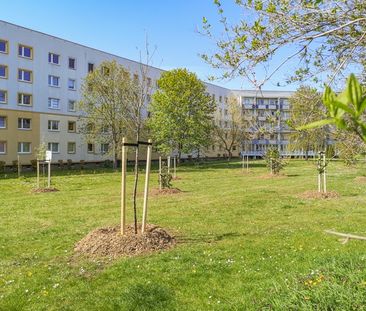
xmin=45 ymin=151 xmax=52 ymax=188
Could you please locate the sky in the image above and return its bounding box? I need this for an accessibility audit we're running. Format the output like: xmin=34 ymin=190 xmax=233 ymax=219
xmin=0 ymin=0 xmax=299 ymax=91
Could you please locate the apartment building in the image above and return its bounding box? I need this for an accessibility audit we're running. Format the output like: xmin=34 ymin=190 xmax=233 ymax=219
xmin=0 ymin=20 xmax=294 ymax=165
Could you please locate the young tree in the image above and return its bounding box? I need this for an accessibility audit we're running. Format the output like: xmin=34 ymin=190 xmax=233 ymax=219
xmin=127 ymin=42 xmax=155 ymax=234
xmin=148 ymin=68 xmax=215 ymax=161
xmin=79 ymin=60 xmax=135 ymax=169
xmin=287 ymin=86 xmax=328 ymax=159
xmin=336 ymin=131 xmax=366 ymax=166
xmin=214 ymin=96 xmax=247 ymax=160
xmin=201 ymin=1 xmax=366 ymax=88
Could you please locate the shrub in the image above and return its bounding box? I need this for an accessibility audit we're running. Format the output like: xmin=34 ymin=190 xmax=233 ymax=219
xmin=12 ymin=160 xmax=19 ymax=173
xmin=264 ymin=147 xmax=287 ymax=175
xmin=80 ymin=160 xmax=85 ymax=170
xmin=159 ymin=164 xmax=172 ymax=189
xmin=0 ymin=161 xmax=5 ymax=172
xmin=67 ymin=159 xmax=72 ymax=170
xmin=58 ymin=160 xmax=64 ymax=169
xmin=30 ymin=159 xmax=37 ymax=171
xmin=103 ymin=159 xmax=112 ymax=168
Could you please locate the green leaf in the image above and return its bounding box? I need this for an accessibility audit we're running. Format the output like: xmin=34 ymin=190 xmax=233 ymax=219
xmin=347 ymin=74 xmax=362 ymax=111
xmin=297 ymin=119 xmax=334 ymax=130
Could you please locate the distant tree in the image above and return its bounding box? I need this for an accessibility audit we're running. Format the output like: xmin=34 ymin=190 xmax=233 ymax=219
xmin=214 ymin=96 xmax=247 ymax=160
xmin=336 ymin=131 xmax=366 ymax=166
xmin=287 ymin=86 xmax=328 ymax=159
xmin=264 ymin=146 xmax=286 ymax=175
xmin=79 ymin=60 xmax=135 ymax=169
xmin=302 ymin=74 xmax=366 ymax=143
xmin=201 ymin=1 xmax=366 ymax=88
xmin=148 ymin=68 xmax=215 ymax=161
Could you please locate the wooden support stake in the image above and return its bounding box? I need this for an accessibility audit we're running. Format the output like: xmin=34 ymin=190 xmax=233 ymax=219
xmin=323 ymin=153 xmax=327 ymax=193
xmin=246 ymin=155 xmax=249 ymax=172
xmin=120 ymin=137 xmax=127 ymax=235
xmin=158 ymin=156 xmax=162 ymax=190
xmin=173 ymin=156 xmax=177 ymax=179
xmin=47 ymin=161 xmax=51 ymax=188
xmin=36 ymin=160 xmax=40 ymax=189
xmin=141 ymin=139 xmax=152 ymax=234
xmin=167 ymin=156 xmax=171 ymax=174
xmin=17 ymin=155 xmax=20 ymax=178
xmin=325 ymin=230 xmax=366 ymax=243
xmin=242 ymin=154 xmax=244 ymax=172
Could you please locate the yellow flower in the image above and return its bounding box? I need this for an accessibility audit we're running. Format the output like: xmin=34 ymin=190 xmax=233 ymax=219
xmin=27 ymin=272 xmax=32 ymax=277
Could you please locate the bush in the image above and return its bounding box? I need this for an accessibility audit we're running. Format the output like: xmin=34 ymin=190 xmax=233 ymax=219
xmin=30 ymin=160 xmax=37 ymax=171
xmin=264 ymin=147 xmax=287 ymax=175
xmin=12 ymin=160 xmax=19 ymax=173
xmin=80 ymin=160 xmax=85 ymax=170
xmin=103 ymin=159 xmax=112 ymax=168
xmin=159 ymin=164 xmax=172 ymax=189
xmin=67 ymin=159 xmax=72 ymax=170
xmin=0 ymin=161 xmax=5 ymax=172
xmin=58 ymin=160 xmax=64 ymax=169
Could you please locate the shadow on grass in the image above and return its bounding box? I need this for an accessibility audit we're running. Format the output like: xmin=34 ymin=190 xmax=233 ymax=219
xmin=177 ymin=231 xmax=244 ymax=244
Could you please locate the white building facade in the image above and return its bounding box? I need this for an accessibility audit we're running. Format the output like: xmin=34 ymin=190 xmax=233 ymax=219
xmin=0 ymin=20 xmax=296 ymax=165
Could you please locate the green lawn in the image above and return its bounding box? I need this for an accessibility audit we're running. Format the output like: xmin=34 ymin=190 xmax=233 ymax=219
xmin=1 ymin=160 xmax=366 ymax=310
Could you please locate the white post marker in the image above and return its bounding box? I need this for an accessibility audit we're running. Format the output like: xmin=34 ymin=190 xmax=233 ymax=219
xmin=173 ymin=156 xmax=177 ymax=179
xmin=36 ymin=160 xmax=40 ymax=189
xmin=246 ymin=155 xmax=249 ymax=172
xmin=167 ymin=156 xmax=171 ymax=174
xmin=17 ymin=155 xmax=20 ymax=178
xmin=121 ymin=137 xmax=127 ymax=235
xmin=159 ymin=156 xmax=162 ymax=190
xmin=323 ymin=153 xmax=327 ymax=193
xmin=45 ymin=150 xmax=52 ymax=188
xmin=142 ymin=139 xmax=152 ymax=234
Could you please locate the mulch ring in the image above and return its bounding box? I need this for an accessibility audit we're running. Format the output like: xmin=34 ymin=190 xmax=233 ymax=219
xmin=150 ymin=188 xmax=183 ymax=195
xmin=31 ymin=187 xmax=59 ymax=193
xmin=74 ymin=224 xmax=175 ymax=259
xmin=355 ymin=176 xmax=366 ymax=183
xmin=299 ymin=190 xmax=339 ymax=199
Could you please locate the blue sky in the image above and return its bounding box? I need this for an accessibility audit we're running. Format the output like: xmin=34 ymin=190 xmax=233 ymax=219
xmin=0 ymin=0 xmax=298 ymax=90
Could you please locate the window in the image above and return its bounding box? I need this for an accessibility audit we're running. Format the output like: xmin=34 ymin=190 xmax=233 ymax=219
xmin=48 ymin=98 xmax=60 ymax=109
xmin=68 ymin=79 xmax=76 ymax=90
xmin=18 ymin=142 xmax=31 ymax=153
xmin=68 ymin=100 xmax=76 ymax=112
xmin=48 ymin=142 xmax=59 ymax=153
xmin=18 ymin=118 xmax=31 ymax=130
xmin=0 ymin=65 xmax=8 ymax=78
xmin=87 ymin=143 xmax=94 ymax=153
xmin=68 ymin=121 xmax=76 ymax=132
xmin=18 ymin=44 xmax=33 ymax=59
xmin=88 ymin=63 xmax=94 ymax=72
xmin=0 ymin=90 xmax=7 ymax=104
xmin=18 ymin=69 xmax=32 ymax=82
xmin=212 ymin=145 xmax=215 ymax=151
xmin=67 ymin=142 xmax=76 ymax=154
xmin=0 ymin=116 xmax=6 ymax=128
xmin=0 ymin=39 xmax=8 ymax=54
xmin=101 ymin=143 xmax=109 ymax=154
xmin=0 ymin=141 xmax=6 ymax=154
xmin=219 ymin=96 xmax=222 ymax=103
xmin=68 ymin=57 xmax=76 ymax=69
xmin=48 ymin=120 xmax=60 ymax=131
xmin=48 ymin=75 xmax=60 ymax=87
xmin=18 ymin=93 xmax=32 ymax=106
xmin=48 ymin=52 xmax=60 ymax=64
xmin=147 ymin=77 xmax=152 ymax=87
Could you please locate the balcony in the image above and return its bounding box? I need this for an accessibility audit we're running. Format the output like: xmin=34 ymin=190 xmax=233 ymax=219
xmin=268 ymin=104 xmax=277 ymax=110
xmin=258 ymin=104 xmax=266 ymax=109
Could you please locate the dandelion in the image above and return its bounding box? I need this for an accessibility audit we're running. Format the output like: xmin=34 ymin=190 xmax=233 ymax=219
xmin=27 ymin=271 xmax=32 ymax=277
xmin=52 ymin=283 xmax=59 ymax=289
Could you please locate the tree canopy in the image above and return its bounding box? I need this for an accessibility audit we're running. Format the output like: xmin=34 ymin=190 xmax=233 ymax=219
xmin=287 ymin=86 xmax=328 ymax=158
xmin=148 ymin=68 xmax=215 ymax=159
xmin=79 ymin=60 xmax=137 ymax=168
xmin=201 ymin=0 xmax=366 ymax=88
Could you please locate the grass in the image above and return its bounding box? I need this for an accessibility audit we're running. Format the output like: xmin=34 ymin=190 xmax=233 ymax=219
xmin=1 ymin=159 xmax=366 ymax=310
